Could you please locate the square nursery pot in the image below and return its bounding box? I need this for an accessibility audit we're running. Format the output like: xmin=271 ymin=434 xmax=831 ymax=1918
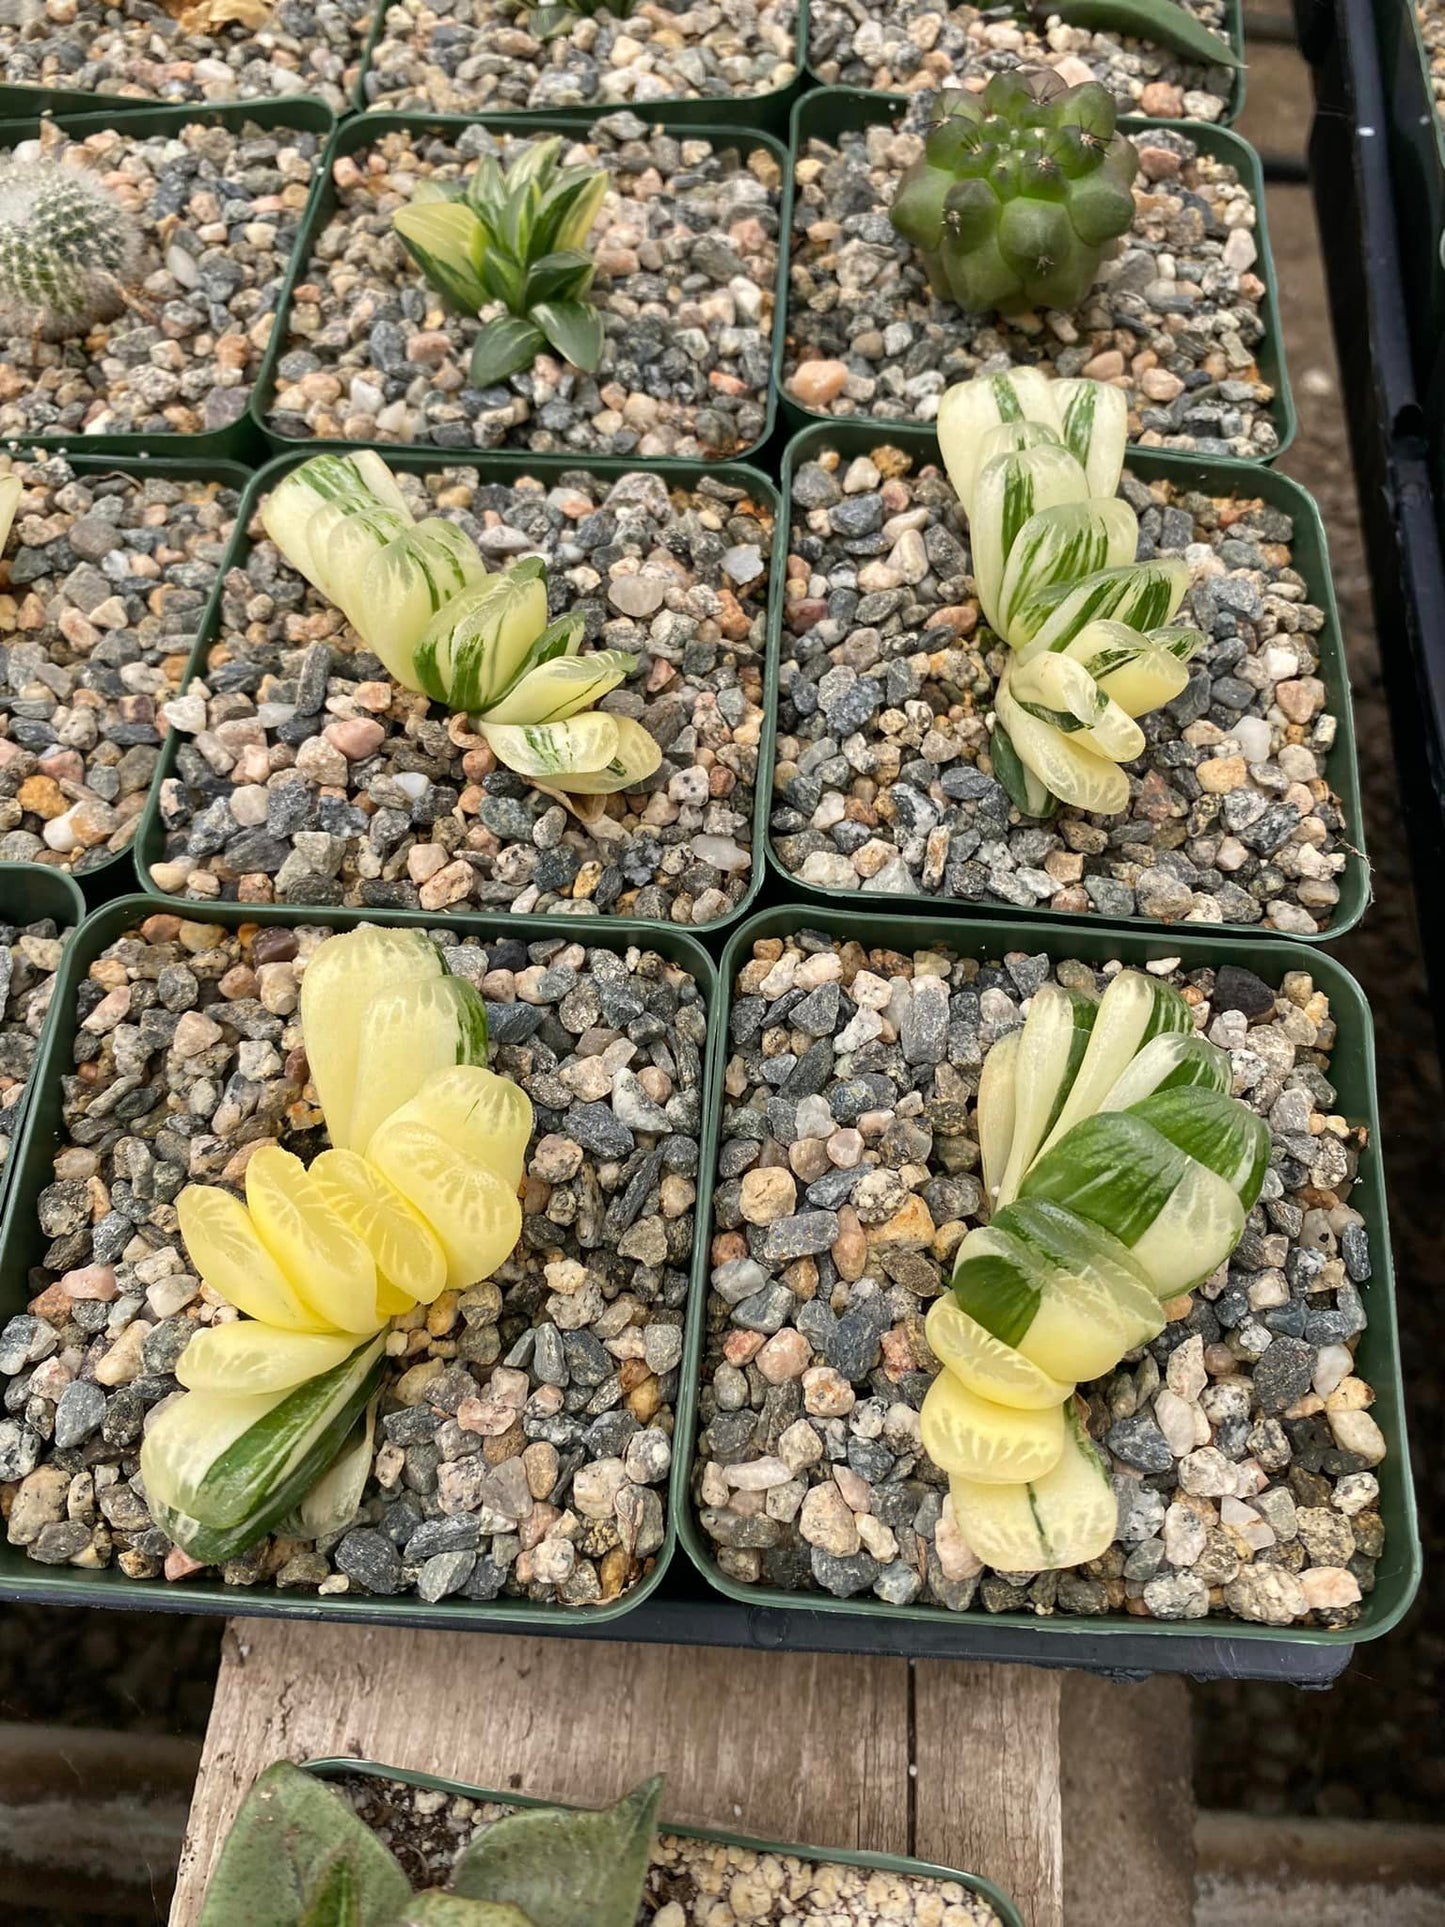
xmin=0 ymin=892 xmax=721 ymax=1628
xmin=351 ymin=0 xmax=809 ymax=134
xmin=132 ymin=445 xmax=781 ymax=934
xmin=804 ymin=0 xmax=1246 ymax=128
xmin=1377 ymin=0 xmax=1445 ymax=388
xmin=1 ymin=452 xmax=252 ymax=901
xmin=301 ymin=1756 xmax=1026 ymax=1927
xmin=782 ymin=87 xmax=1297 ymax=468
xmin=0 ymin=100 xmax=336 ymax=462
xmin=769 ymin=418 xmax=1369 ymax=943
xmin=673 ymin=904 xmax=1421 ymax=1679
xmin=249 ymin=108 xmax=793 ymax=467
xmin=0 ymin=862 xmax=84 ymax=1220
xmin=0 ymin=0 xmax=363 ymax=124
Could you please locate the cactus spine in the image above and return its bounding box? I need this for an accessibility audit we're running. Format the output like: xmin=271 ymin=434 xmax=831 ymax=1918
xmin=0 ymin=157 xmax=139 ymax=336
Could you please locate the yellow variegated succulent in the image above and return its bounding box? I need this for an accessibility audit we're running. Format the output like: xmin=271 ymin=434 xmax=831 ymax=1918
xmin=937 ymin=368 xmax=1204 ymax=818
xmin=261 ymin=452 xmax=661 ymax=800
xmin=141 ymin=927 xmax=534 ymax=1564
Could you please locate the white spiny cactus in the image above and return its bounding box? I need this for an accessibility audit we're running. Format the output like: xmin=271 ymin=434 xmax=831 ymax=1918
xmin=0 ymin=156 xmax=139 ymax=336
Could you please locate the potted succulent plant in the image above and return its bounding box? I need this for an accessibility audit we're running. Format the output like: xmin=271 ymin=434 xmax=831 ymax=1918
xmin=258 ymin=113 xmax=788 ymax=463
xmin=771 ymin=369 xmax=1363 ymax=937
xmin=195 ymin=1760 xmax=1023 ymax=1926
xmin=0 ymin=898 xmax=713 ymax=1619
xmin=143 ymin=445 xmax=773 ymax=930
xmin=784 ymin=79 xmax=1291 ymax=462
xmin=0 ymin=104 xmax=331 ymax=456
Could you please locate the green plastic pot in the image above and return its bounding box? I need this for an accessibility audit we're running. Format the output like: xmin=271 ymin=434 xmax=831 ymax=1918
xmin=802 ymin=0 xmax=1247 ymax=127
xmin=0 ymin=862 xmax=84 ymax=1220
xmin=351 ymin=0 xmax=810 ymax=133
xmin=1377 ymin=0 xmax=1445 ymax=388
xmin=2 ymin=452 xmax=253 ymax=903
xmin=768 ymin=418 xmax=1369 ymax=942
xmin=782 ymin=87 xmax=1297 ymax=468
xmin=673 ymin=902 xmax=1421 ymax=1665
xmin=0 ymin=99 xmax=335 ymax=463
xmin=0 ymin=890 xmax=720 ymax=1627
xmin=131 ymin=444 xmax=782 ymax=938
xmin=301 ymin=1756 xmax=1026 ymax=1927
xmin=248 ymin=108 xmax=795 ymax=468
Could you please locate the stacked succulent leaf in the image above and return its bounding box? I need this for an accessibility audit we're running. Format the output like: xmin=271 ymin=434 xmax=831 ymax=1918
xmin=937 ymin=366 xmax=1204 ymax=817
xmin=200 ymin=1761 xmax=661 ymax=1927
xmin=890 ymin=72 xmax=1138 ymax=315
xmin=392 ymin=136 xmax=608 ymax=386
xmin=141 ymin=927 xmax=534 ymax=1563
xmin=921 ymin=968 xmax=1269 ymax=1571
xmin=262 ymin=452 xmax=661 ymax=798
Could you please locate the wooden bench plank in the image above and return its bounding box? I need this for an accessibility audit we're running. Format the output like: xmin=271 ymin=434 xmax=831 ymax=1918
xmin=170 ymin=1621 xmax=914 ymax=1925
xmin=913 ymin=1660 xmax=1063 ymax=1927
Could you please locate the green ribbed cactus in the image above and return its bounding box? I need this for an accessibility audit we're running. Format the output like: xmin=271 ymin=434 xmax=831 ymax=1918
xmin=0 ymin=157 xmax=139 ymax=336
xmin=890 ymin=70 xmax=1138 ymax=314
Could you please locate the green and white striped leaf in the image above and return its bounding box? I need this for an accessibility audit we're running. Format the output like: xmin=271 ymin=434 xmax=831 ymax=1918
xmin=1006 ymin=649 xmax=1145 ymax=764
xmin=418 ymin=562 xmax=549 ymax=712
xmin=1035 ymin=967 xmax=1192 ymax=1159
xmin=356 ymin=519 xmax=490 ymax=687
xmin=951 ymin=1203 xmax=1161 ymax=1382
xmin=937 ymin=367 xmax=1064 ymax=515
xmin=482 ymin=648 xmax=632 ymax=724
xmin=393 ymin=200 xmax=491 ymax=315
xmin=1130 ymin=1086 xmax=1270 ymax=1210
xmin=1062 ymin=618 xmax=1200 ymax=716
xmin=921 ymin=1369 xmax=1066 ymax=1484
xmin=1019 ymin=1110 xmax=1246 ymax=1297
xmin=995 ymin=672 xmax=1132 ymax=815
xmin=969 ymin=443 xmax=1091 ymax=635
xmin=978 ymin=1023 xmax=1021 ymax=1210
xmin=281 ymin=1399 xmax=377 ymax=1542
xmin=1015 ymin=556 xmax=1193 ymax=661
xmin=481 ymin=710 xmax=620 ymax=780
xmin=344 ymin=974 xmax=492 ymax=1156
xmin=263 ymin=466 xmax=412 ymax=611
xmin=996 ymin=498 xmax=1138 ymax=648
xmin=490 ymin=712 xmax=661 ymax=794
xmin=989 ymin=716 xmax=1056 ymax=817
xmin=141 ymin=1336 xmax=385 ymax=1561
xmin=948 ymin=1405 xmax=1117 ymax=1572
xmin=973 ymin=421 xmax=1066 ymax=471
xmin=993 ymin=984 xmax=1097 ymax=1211
xmin=1055 ymin=376 xmax=1128 ymax=499
xmin=1096 ymin=1030 xmax=1232 ymax=1114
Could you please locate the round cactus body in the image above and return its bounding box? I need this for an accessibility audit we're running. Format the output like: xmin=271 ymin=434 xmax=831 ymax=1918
xmin=890 ymin=71 xmax=1138 ymax=316
xmin=0 ymin=157 xmax=139 ymax=336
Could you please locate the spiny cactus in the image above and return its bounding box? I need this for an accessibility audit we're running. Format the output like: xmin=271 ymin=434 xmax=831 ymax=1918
xmin=890 ymin=70 xmax=1138 ymax=315
xmin=0 ymin=157 xmax=139 ymax=336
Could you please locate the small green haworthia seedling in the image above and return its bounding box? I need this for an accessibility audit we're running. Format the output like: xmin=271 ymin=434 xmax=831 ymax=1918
xmin=261 ymin=454 xmax=661 ymax=803
xmin=199 ymin=1764 xmax=663 ymax=1927
xmin=524 ymin=0 xmax=641 ymax=37
xmin=936 ymin=368 xmax=1203 ymax=817
xmin=392 ymin=136 xmax=608 ymax=387
xmin=923 ymin=966 xmax=1276 ymax=1570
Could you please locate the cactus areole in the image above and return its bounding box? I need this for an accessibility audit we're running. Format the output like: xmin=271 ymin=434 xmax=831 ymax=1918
xmin=890 ymin=71 xmax=1139 ymax=315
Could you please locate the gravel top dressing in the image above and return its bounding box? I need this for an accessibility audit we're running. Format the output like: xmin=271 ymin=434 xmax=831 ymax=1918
xmin=333 ymin=1772 xmax=1004 ymax=1924
xmin=0 ymin=0 xmax=371 ymax=112
xmin=0 ymin=912 xmax=71 ymax=1189
xmin=775 ymin=443 xmax=1347 ymax=935
xmin=694 ymin=931 xmax=1384 ymax=1629
xmin=0 ymin=459 xmax=242 ymax=875
xmin=361 ymin=0 xmax=799 ymax=114
xmin=267 ymin=116 xmax=782 ymax=461
xmin=0 ymin=118 xmax=324 ymax=446
xmin=0 ymin=913 xmax=704 ymax=1607
xmin=786 ymin=107 xmax=1276 ymax=460
xmin=808 ymin=0 xmax=1237 ymax=123
xmin=151 ymin=463 xmax=769 ymax=923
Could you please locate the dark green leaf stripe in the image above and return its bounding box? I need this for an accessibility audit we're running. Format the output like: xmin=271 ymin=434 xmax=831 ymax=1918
xmin=1130 ymin=1089 xmax=1269 ymax=1204
xmin=1042 ymin=997 xmax=1097 ymax=1138
xmin=1016 ymin=700 xmax=1087 ymax=732
xmin=1001 ymin=464 xmax=1036 ymax=561
xmin=1061 ymin=384 xmax=1095 ymax=467
xmin=1019 ymin=1114 xmax=1186 ymax=1246
xmin=951 ymin=1248 xmax=1042 ymax=1348
xmin=993 ymin=376 xmax=1024 ymax=421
